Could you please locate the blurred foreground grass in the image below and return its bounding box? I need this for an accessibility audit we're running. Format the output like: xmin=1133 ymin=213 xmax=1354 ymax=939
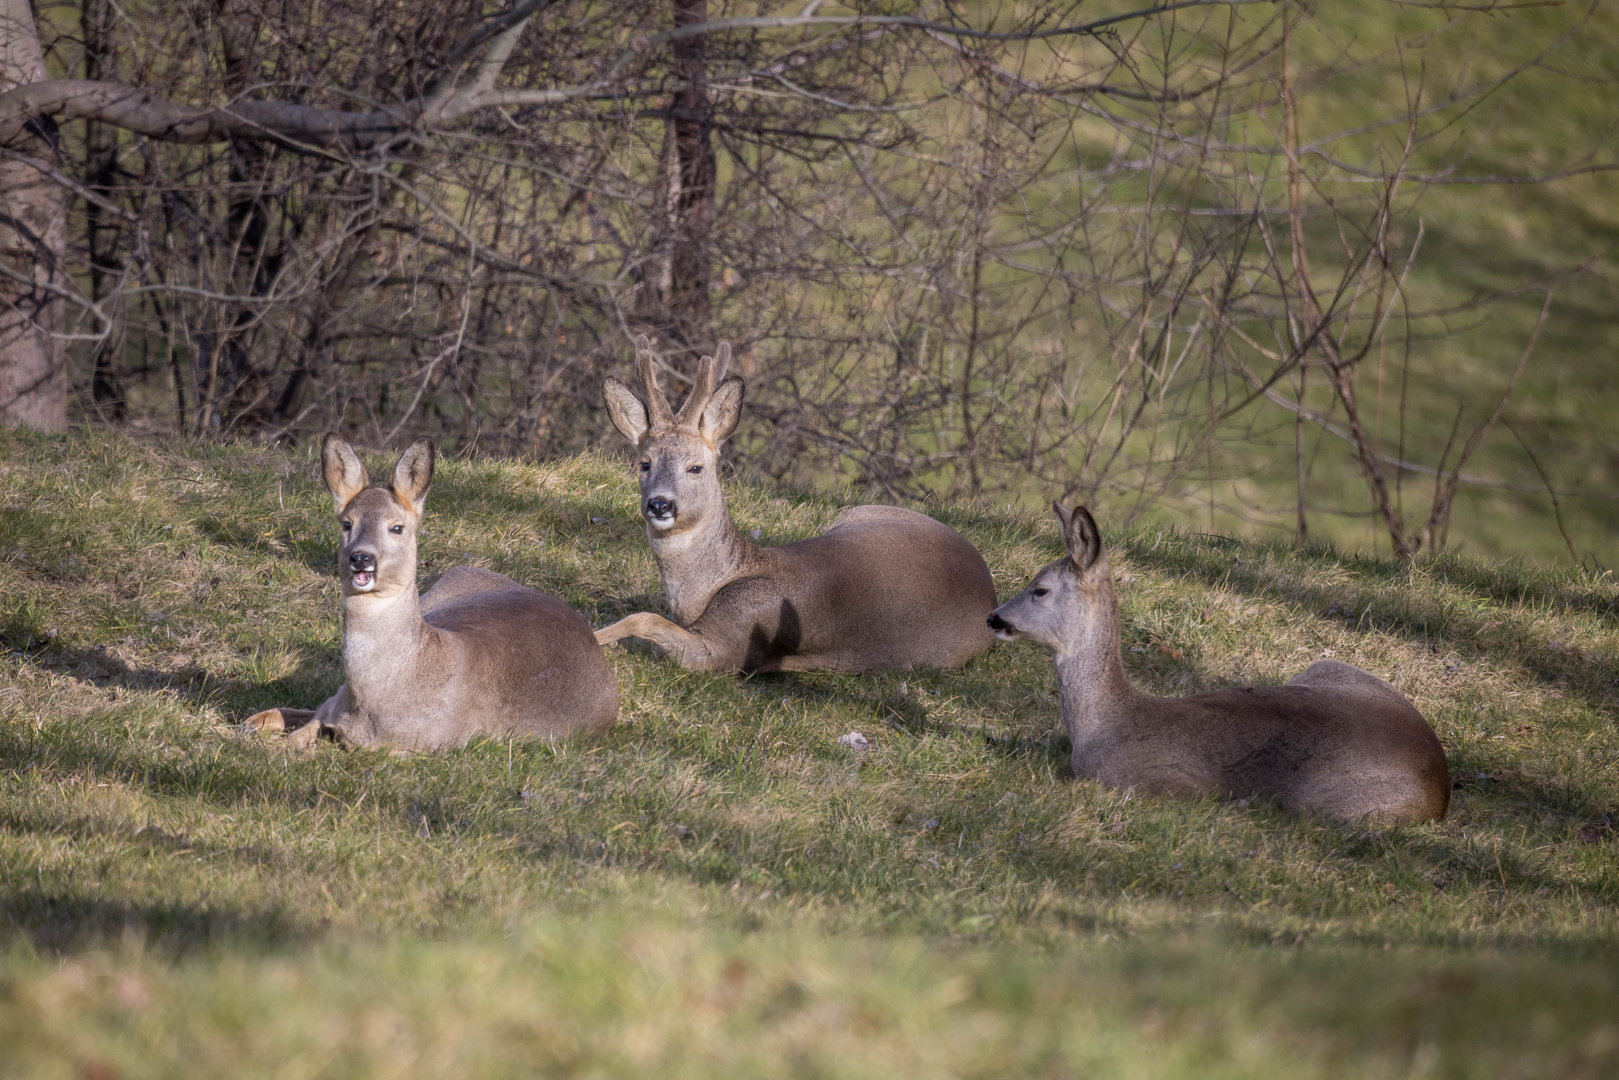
xmin=1 ymin=427 xmax=1616 ymax=1077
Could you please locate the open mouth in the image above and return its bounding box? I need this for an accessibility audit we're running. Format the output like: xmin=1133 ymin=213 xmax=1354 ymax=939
xmin=351 ymin=570 xmax=376 ymax=592
xmin=992 ymin=628 xmax=1016 ymax=641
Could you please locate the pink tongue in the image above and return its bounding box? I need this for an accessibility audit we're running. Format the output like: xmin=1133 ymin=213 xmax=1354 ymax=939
xmin=355 ymin=572 xmax=373 ymax=585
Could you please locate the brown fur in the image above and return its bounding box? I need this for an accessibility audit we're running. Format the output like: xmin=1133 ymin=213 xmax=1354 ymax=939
xmin=595 ymin=337 xmax=997 ymax=673
xmin=245 ymin=435 xmax=618 ymax=750
xmin=988 ymin=503 xmax=1449 ymax=824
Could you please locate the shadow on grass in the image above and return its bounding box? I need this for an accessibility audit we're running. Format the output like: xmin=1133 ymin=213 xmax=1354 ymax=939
xmin=24 ymin=640 xmax=338 ymax=721
xmin=0 ymin=888 xmax=305 ymax=955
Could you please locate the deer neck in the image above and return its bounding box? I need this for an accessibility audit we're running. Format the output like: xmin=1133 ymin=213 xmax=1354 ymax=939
xmin=341 ymin=582 xmax=432 ymax=708
xmin=1052 ymin=582 xmax=1140 ymax=747
xmin=647 ymin=497 xmax=754 ymax=625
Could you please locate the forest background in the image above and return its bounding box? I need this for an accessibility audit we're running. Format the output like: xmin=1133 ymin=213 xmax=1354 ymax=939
xmin=1 ymin=0 xmax=1616 ymax=564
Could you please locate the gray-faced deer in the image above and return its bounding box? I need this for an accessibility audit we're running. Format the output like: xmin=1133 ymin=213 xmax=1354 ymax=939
xmin=245 ymin=435 xmax=618 ymax=750
xmin=989 ymin=504 xmax=1449 ymax=824
xmin=594 ymin=337 xmax=997 ymax=673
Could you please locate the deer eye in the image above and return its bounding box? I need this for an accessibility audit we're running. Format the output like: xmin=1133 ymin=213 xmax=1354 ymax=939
xmin=341 ymin=520 xmax=353 ymax=532
xmin=639 ymin=462 xmax=651 ymax=472
xmin=389 ymin=524 xmax=404 ymax=535
xmin=1031 ymin=588 xmax=1049 ymax=598
xmin=687 ymin=465 xmax=703 ymax=475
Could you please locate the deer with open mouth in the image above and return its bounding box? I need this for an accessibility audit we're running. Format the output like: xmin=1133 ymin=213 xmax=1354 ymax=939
xmin=245 ymin=435 xmax=619 ymax=750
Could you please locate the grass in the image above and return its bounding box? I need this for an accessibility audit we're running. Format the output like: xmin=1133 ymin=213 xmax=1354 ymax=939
xmin=0 ymin=426 xmax=1616 ymax=1077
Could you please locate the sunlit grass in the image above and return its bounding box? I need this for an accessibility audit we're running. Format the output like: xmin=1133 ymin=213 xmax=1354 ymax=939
xmin=0 ymin=426 xmax=1615 ymax=1076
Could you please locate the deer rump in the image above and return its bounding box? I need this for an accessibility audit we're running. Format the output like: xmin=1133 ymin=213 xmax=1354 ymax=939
xmin=413 ymin=570 xmax=619 ymax=735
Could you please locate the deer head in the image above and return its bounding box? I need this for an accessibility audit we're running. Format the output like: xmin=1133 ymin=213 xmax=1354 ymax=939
xmin=987 ymin=503 xmax=1112 ymax=653
xmin=321 ymin=433 xmax=434 ymax=600
xmin=602 ymin=336 xmax=745 ymax=538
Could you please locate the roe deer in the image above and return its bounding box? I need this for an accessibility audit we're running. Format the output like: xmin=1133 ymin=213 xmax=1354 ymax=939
xmin=988 ymin=504 xmax=1449 ymax=824
xmin=594 ymin=337 xmax=997 ymax=673
xmin=245 ymin=435 xmax=618 ymax=750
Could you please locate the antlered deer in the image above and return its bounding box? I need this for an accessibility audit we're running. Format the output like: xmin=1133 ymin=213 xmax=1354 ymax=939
xmin=595 ymin=337 xmax=997 ymax=673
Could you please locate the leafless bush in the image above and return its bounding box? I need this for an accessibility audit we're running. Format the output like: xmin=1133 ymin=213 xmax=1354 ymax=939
xmin=2 ymin=0 xmax=1612 ymax=554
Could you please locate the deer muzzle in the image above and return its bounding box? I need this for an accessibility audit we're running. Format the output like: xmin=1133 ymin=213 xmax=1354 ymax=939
xmin=348 ymin=550 xmax=377 ymax=592
xmin=645 ymin=496 xmax=677 ymax=530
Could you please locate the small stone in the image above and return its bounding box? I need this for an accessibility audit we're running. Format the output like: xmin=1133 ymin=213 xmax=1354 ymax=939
xmin=837 ymin=731 xmax=870 ymax=750
xmin=750 ymin=528 xmax=762 ymax=540
xmin=923 ymin=818 xmax=940 ymax=830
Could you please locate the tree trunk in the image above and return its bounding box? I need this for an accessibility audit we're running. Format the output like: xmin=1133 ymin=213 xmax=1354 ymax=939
xmin=0 ymin=0 xmax=67 ymax=430
xmin=83 ymin=0 xmax=123 ymax=418
xmin=667 ymin=0 xmax=715 ymax=350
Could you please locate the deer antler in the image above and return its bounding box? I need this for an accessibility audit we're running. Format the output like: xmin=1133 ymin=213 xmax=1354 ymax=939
xmin=634 ymin=335 xmax=675 ymax=428
xmin=674 ymin=341 xmax=732 ymax=427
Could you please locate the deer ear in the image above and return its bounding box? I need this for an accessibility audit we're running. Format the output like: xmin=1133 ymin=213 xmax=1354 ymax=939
xmin=321 ymin=433 xmax=368 ymax=512
xmin=699 ymin=374 xmax=745 ymax=447
xmin=603 ymin=376 xmax=650 ymax=444
xmin=1051 ymin=500 xmax=1073 ymax=537
xmin=1058 ymin=503 xmax=1103 ymax=572
xmin=391 ymin=438 xmax=435 ymax=514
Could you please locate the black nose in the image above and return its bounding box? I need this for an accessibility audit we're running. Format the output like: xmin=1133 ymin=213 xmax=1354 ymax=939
xmin=987 ymin=613 xmax=1010 ymax=631
xmin=646 ymin=496 xmax=675 ymax=519
xmin=349 ymin=551 xmax=376 ymax=572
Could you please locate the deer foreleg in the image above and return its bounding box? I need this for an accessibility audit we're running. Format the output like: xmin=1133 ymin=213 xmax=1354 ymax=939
xmin=244 ymin=684 xmax=351 ymax=749
xmin=595 ymin=612 xmax=724 ymax=669
xmin=243 ymin=707 xmax=317 ymax=733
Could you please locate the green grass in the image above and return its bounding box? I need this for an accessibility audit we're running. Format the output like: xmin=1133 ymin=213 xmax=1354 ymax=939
xmin=1 ymin=427 xmax=1617 ymax=1077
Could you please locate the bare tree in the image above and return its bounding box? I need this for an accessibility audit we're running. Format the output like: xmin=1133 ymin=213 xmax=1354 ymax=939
xmin=0 ymin=0 xmax=1610 ymax=558
xmin=1 ymin=0 xmax=67 ymax=428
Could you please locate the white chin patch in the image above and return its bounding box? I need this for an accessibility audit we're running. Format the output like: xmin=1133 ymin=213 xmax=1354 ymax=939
xmin=351 ymin=571 xmax=376 ymax=592
xmin=993 ymin=629 xmax=1016 ymax=641
xmin=647 ymin=516 xmax=676 ymax=532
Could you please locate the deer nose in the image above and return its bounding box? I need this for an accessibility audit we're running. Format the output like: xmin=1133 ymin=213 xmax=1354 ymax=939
xmin=987 ymin=613 xmax=1010 ymax=632
xmin=646 ymin=496 xmax=675 ymax=519
xmin=349 ymin=551 xmax=376 ymax=572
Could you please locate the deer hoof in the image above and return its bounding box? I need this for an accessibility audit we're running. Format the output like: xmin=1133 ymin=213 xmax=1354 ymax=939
xmin=286 ymin=720 xmax=323 ymax=750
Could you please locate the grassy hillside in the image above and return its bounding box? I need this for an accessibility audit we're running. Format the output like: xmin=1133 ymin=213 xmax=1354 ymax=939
xmin=1 ymin=428 xmax=1617 ymax=1076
